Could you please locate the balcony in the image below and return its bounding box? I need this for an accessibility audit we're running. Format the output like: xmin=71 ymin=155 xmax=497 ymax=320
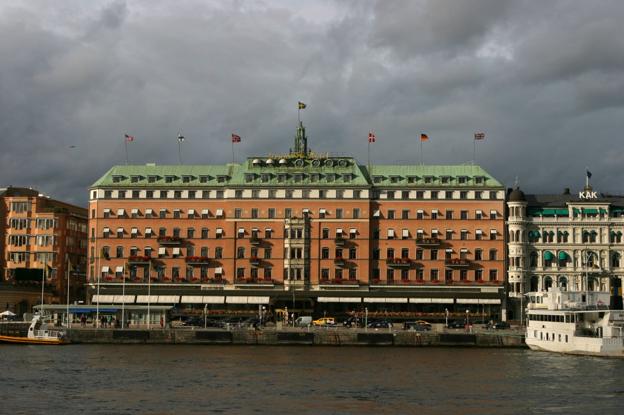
xmin=127 ymin=255 xmax=151 ymax=265
xmin=445 ymin=258 xmax=471 ymax=268
xmin=334 ymin=257 xmax=347 ymax=267
xmin=157 ymin=236 xmax=183 ymax=246
xmin=334 ymin=237 xmax=346 ymax=247
xmin=249 ymin=257 xmax=262 ymax=266
xmin=250 ymin=236 xmax=262 ymax=245
xmin=185 ymin=256 xmax=211 ymax=265
xmin=234 ymin=278 xmax=275 ymax=285
xmin=416 ymin=238 xmax=441 ymax=247
xmin=320 ymin=278 xmax=360 ymax=286
xmin=387 ymin=258 xmax=413 ymax=269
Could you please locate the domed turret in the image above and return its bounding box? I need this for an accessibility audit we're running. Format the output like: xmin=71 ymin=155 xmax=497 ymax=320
xmin=508 ymin=187 xmax=526 ymax=202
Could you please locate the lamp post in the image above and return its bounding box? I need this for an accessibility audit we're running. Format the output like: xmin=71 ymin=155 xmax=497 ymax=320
xmin=466 ymin=309 xmax=470 ymax=331
xmin=365 ymin=307 xmax=368 ymax=332
xmin=445 ymin=308 xmax=449 ymax=328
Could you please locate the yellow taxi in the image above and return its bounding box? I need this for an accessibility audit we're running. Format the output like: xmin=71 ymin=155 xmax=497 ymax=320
xmin=312 ymin=317 xmax=336 ymax=326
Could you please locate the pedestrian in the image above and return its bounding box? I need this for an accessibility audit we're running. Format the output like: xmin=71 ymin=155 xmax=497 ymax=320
xmin=160 ymin=316 xmax=164 ymax=328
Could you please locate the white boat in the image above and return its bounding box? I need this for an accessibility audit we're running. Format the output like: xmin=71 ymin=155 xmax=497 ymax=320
xmin=0 ymin=314 xmax=67 ymax=345
xmin=525 ymin=285 xmax=624 ymax=357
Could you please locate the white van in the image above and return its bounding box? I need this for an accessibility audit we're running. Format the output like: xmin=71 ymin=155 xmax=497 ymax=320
xmin=295 ymin=316 xmax=312 ymax=327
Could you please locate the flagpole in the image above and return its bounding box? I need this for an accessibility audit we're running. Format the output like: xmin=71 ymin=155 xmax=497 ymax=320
xmin=231 ymin=140 xmax=235 ymax=164
xmin=96 ymin=260 xmax=100 ymax=329
xmin=147 ymin=261 xmax=151 ymax=329
xmin=66 ymin=255 xmax=70 ymax=327
xmin=178 ymin=140 xmax=182 ymax=165
xmin=125 ymin=139 xmax=129 ymax=165
xmin=473 ymin=138 xmax=476 ymax=165
xmin=122 ymin=266 xmax=126 ymax=329
xmin=420 ymin=139 xmax=423 ymax=165
xmin=40 ymin=255 xmax=46 ymax=315
xmin=367 ymin=141 xmax=371 ymax=172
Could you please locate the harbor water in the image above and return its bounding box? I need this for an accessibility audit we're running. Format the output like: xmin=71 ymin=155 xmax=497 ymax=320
xmin=1 ymin=345 xmax=623 ymax=414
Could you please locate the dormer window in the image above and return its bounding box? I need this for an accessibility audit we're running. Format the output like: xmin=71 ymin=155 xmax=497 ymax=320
xmin=373 ymin=176 xmax=383 ymax=184
xmin=475 ymin=176 xmax=484 ymax=184
xmin=165 ymin=175 xmax=177 ymax=183
xmin=261 ymin=173 xmax=271 ymax=182
xmin=277 ymin=173 xmax=288 ymax=182
xmin=424 ymin=176 xmax=434 ymax=184
xmin=199 ymin=175 xmax=210 ymax=183
xmin=130 ymin=175 xmax=141 ymax=183
xmin=244 ymin=173 xmax=255 ymax=183
xmin=342 ymin=174 xmax=352 ymax=182
xmin=407 ymin=176 xmax=418 ymax=183
xmin=217 ymin=175 xmax=228 ymax=183
xmin=293 ymin=173 xmax=304 ymax=182
xmin=112 ymin=175 xmax=124 ymax=183
xmin=182 ymin=175 xmax=194 ymax=183
xmin=310 ymin=173 xmax=320 ymax=182
xmin=390 ymin=175 xmax=401 ymax=183
xmin=458 ymin=176 xmax=468 ymax=184
xmin=148 ymin=175 xmax=158 ymax=183
xmin=440 ymin=176 xmax=451 ymax=184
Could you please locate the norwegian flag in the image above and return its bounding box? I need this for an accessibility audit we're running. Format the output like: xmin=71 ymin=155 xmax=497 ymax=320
xmin=368 ymin=131 xmax=376 ymax=143
xmin=124 ymin=134 xmax=134 ymax=142
xmin=231 ymin=133 xmax=241 ymax=143
xmin=474 ymin=132 xmax=485 ymax=140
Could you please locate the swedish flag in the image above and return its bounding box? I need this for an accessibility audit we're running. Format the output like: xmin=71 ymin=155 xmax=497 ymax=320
xmin=298 ymin=101 xmax=306 ymax=110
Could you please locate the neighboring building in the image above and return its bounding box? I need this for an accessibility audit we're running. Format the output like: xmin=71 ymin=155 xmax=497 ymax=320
xmin=88 ymin=123 xmax=506 ymax=322
xmin=506 ymin=183 xmax=624 ymax=320
xmin=1 ymin=187 xmax=88 ymax=314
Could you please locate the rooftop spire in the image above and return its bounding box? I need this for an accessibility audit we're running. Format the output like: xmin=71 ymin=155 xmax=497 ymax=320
xmin=293 ymin=121 xmax=308 ymax=156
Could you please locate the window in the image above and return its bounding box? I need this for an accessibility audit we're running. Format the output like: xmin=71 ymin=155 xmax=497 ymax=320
xmin=490 ymin=230 xmax=497 ymax=240
xmin=201 ymin=228 xmax=208 ymax=239
xmin=321 ymin=248 xmax=330 ymax=259
xmin=460 ymin=191 xmax=467 ymax=200
xmin=322 ymin=228 xmax=329 ymax=239
xmin=401 ymin=248 xmax=409 ymax=259
xmin=431 ymin=211 xmax=438 ymax=220
xmin=336 ymin=208 xmax=343 ymax=219
xmin=264 ymin=248 xmax=272 ymax=259
xmin=402 ymin=209 xmax=409 ymax=219
xmin=431 ymin=250 xmax=438 ymax=260
xmin=116 ymin=246 xmax=124 ymax=258
xmin=159 ymin=209 xmax=167 ymax=219
xmin=460 ymin=210 xmax=468 ymax=220
xmin=416 ymin=210 xmax=424 ymax=220
xmin=349 ymin=247 xmax=357 ymax=259
xmin=386 ymin=268 xmax=394 ymax=281
xmin=353 ymin=208 xmax=360 ymax=219
xmin=321 ymin=269 xmax=330 ymax=280
xmin=445 ymin=269 xmax=453 ymax=281
xmin=490 ymin=210 xmax=498 ymax=219
xmin=431 ymin=191 xmax=438 ymax=199
xmin=475 ymin=269 xmax=483 ymax=281
xmin=387 ymin=248 xmax=395 ymax=259
xmin=430 ymin=269 xmax=439 ymax=281
xmin=251 ymin=208 xmax=258 ymax=219
xmin=489 ymin=269 xmax=498 ymax=281
xmin=215 ymin=247 xmax=223 ymax=259
xmin=187 ymin=228 xmax=195 ymax=239
xmin=446 ymin=230 xmax=453 ymax=240
xmin=387 ymin=210 xmax=395 ymax=219
xmin=446 ymin=210 xmax=453 ymax=220
xmin=268 ymin=208 xmax=275 ymax=219
xmin=416 ymin=249 xmax=423 ymax=260
xmin=173 ymin=228 xmax=180 ymax=238
xmin=235 ymin=208 xmax=242 ymax=219
xmin=475 ymin=249 xmax=483 ymax=261
xmin=460 ymin=230 xmax=468 ymax=240
xmin=285 ymin=208 xmax=292 ymax=218
xmin=200 ymin=247 xmax=208 ymax=257
xmin=489 ymin=249 xmax=497 ymax=261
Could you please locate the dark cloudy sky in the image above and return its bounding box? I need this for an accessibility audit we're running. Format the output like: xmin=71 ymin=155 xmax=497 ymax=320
xmin=1 ymin=0 xmax=624 ymax=206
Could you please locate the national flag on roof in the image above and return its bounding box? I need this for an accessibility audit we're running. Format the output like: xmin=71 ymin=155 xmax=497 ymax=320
xmin=586 ymin=170 xmax=592 ymax=179
xmin=177 ymin=134 xmax=185 ymax=142
xmin=420 ymin=133 xmax=429 ymax=141
xmin=231 ymin=133 xmax=241 ymax=143
xmin=124 ymin=134 xmax=134 ymax=142
xmin=368 ymin=131 xmax=376 ymax=143
xmin=474 ymin=132 xmax=485 ymax=140
xmin=298 ymin=101 xmax=306 ymax=110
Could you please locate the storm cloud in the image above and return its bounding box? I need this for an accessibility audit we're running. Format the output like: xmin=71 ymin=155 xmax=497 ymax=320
xmin=1 ymin=0 xmax=623 ymax=205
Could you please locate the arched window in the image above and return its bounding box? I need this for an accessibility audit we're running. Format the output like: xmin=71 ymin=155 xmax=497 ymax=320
xmin=515 ymin=230 xmax=520 ymax=242
xmin=589 ymin=277 xmax=599 ymax=291
xmin=530 ymin=251 xmax=538 ymax=267
xmin=558 ymin=251 xmax=570 ymax=267
xmin=611 ymin=252 xmax=621 ymax=268
xmin=558 ymin=276 xmax=568 ymax=290
xmin=544 ymin=251 xmax=554 ymax=267
xmin=585 ymin=251 xmax=598 ymax=268
xmin=530 ymin=275 xmax=539 ymax=292
xmin=544 ymin=276 xmax=553 ymax=290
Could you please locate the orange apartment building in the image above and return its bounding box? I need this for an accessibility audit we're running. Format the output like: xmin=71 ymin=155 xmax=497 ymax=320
xmin=1 ymin=187 xmax=88 ymax=314
xmin=88 ymin=125 xmax=506 ymax=321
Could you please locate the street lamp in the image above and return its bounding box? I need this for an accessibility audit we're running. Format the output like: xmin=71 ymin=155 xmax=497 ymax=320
xmin=365 ymin=307 xmax=368 ymax=332
xmin=445 ymin=308 xmax=449 ymax=328
xmin=466 ymin=309 xmax=470 ymax=331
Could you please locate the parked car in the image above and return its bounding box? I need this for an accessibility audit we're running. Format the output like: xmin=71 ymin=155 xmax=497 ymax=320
xmin=295 ymin=316 xmax=313 ymax=327
xmin=447 ymin=320 xmax=466 ymax=329
xmin=404 ymin=321 xmax=431 ymax=331
xmin=367 ymin=320 xmax=392 ymax=329
xmin=343 ymin=316 xmax=362 ymax=328
xmin=312 ymin=317 xmax=336 ymax=327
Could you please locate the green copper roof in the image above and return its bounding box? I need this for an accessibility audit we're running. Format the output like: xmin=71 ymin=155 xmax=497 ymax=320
xmin=91 ymin=160 xmax=503 ymax=189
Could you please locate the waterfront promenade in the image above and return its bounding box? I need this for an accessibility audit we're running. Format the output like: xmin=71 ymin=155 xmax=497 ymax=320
xmin=61 ymin=324 xmax=526 ymax=347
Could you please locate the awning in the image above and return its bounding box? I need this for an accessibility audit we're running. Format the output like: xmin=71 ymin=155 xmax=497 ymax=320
xmin=350 ymin=228 xmax=357 ymax=234
xmin=490 ymin=210 xmax=497 ymax=215
xmin=215 ymin=209 xmax=224 ymax=217
xmin=117 ymin=227 xmax=124 ymax=233
xmin=131 ymin=228 xmax=138 ymax=234
xmin=158 ymin=247 xmax=166 ymax=255
xmin=136 ymin=295 xmax=159 ymax=303
xmin=145 ymin=227 xmax=153 ymax=234
xmin=429 ymin=298 xmax=454 ymax=304
xmin=215 ymin=267 xmax=223 ymax=274
xmin=431 ymin=229 xmax=439 ymax=235
xmin=226 ymin=296 xmax=270 ymax=304
xmin=431 ymin=209 xmax=438 ymax=214
xmin=174 ymin=209 xmax=181 ymax=213
xmin=117 ymin=209 xmax=125 ymax=216
xmin=460 ymin=248 xmax=468 ymax=253
xmin=92 ymin=295 xmax=114 ymax=303
xmin=319 ymin=208 xmax=327 ymax=214
xmin=188 ymin=209 xmax=195 ymax=215
xmin=544 ymin=251 xmax=554 ymax=260
xmin=216 ymin=228 xmax=223 ymax=234
xmin=363 ymin=297 xmax=407 ymax=304
xmin=103 ymin=227 xmax=110 ymax=233
xmin=318 ymin=297 xmax=362 ymax=303
xmin=113 ymin=295 xmax=135 ymax=303
xmin=201 ymin=209 xmax=209 ymax=215
xmin=145 ymin=208 xmax=153 ymax=215
xmin=387 ymin=229 xmax=395 ymax=237
xmin=265 ymin=227 xmax=273 ymax=232
xmin=417 ymin=209 xmax=424 ymax=214
xmin=409 ymin=298 xmax=432 ymax=304
xmin=204 ymin=296 xmax=225 ymax=304
xmin=475 ymin=210 xmax=482 ymax=215
xmin=101 ymin=266 xmax=110 ymax=273
xmin=558 ymin=251 xmax=569 ymax=260
xmin=417 ymin=229 xmax=424 ymax=235
xmin=456 ymin=299 xmax=480 ymax=304
xmin=172 ymin=247 xmax=181 ymax=255
xmin=115 ymin=266 xmax=124 ymax=273
xmin=475 ymin=229 xmax=482 ymax=234
xmin=302 ymin=208 xmax=310 ymax=213
xmin=490 ymin=229 xmax=497 ymax=234
xmin=252 ymin=228 xmax=259 ymax=232
xmin=131 ymin=208 xmax=138 ymax=215
xmin=336 ymin=228 xmax=343 ymax=234
xmin=157 ymin=296 xmax=180 ymax=304
xmin=445 ymin=248 xmax=453 ymax=253
xmin=103 ymin=208 xmax=111 ymax=214
xmin=180 ymin=296 xmax=204 ymax=304
xmin=402 ymin=229 xmax=410 ymax=238
xmin=373 ymin=210 xmax=380 ymax=217
xmin=238 ymin=228 xmax=245 ymax=234
xmin=479 ymin=299 xmax=501 ymax=304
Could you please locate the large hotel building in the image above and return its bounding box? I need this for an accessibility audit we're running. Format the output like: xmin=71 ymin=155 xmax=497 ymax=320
xmin=506 ymin=183 xmax=624 ymax=320
xmin=1 ymin=187 xmax=88 ymax=314
xmin=88 ymin=125 xmax=506 ymax=321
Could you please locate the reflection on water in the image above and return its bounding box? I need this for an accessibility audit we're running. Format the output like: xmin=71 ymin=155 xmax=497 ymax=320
xmin=1 ymin=345 xmax=623 ymax=414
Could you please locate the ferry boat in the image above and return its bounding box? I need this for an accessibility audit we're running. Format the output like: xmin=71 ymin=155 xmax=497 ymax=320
xmin=525 ymin=279 xmax=624 ymax=357
xmin=0 ymin=314 xmax=67 ymax=345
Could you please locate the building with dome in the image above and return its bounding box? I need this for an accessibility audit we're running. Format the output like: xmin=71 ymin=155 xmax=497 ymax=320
xmin=506 ymin=183 xmax=624 ymax=320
